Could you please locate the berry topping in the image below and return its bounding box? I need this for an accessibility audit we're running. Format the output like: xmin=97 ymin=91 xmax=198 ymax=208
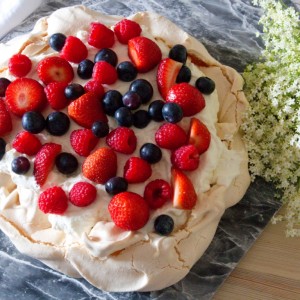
xmin=154 ymin=214 xmax=174 ymax=235
xmin=105 ymin=176 xmax=128 ymax=195
xmin=162 ymin=102 xmax=183 ymax=124
xmin=171 ymin=167 xmax=197 ymax=210
xmin=117 ymin=61 xmax=137 ymax=82
xmin=45 ymin=82 xmax=69 ymax=110
xmin=0 ymin=78 xmax=11 ymax=97
xmin=195 ymin=76 xmax=216 ymax=94
xmin=114 ymin=107 xmax=133 ymax=127
xmin=84 ymin=80 xmax=105 ymax=99
xmin=88 ymin=22 xmax=115 ymax=49
xmin=55 ymin=152 xmax=78 ymax=175
xmin=38 ymin=186 xmax=68 ymax=215
xmin=123 ymin=157 xmax=152 ymax=183
xmin=155 ymin=123 xmax=187 ymax=150
xmin=176 ymin=65 xmax=191 ymax=83
xmin=70 ymin=129 xmax=99 ymax=157
xmin=114 ymin=19 xmax=142 ymax=44
xmin=77 ymin=59 xmax=94 ymax=79
xmin=129 ymin=79 xmax=153 ymax=104
xmin=49 ymin=33 xmax=67 ymax=51
xmin=22 ymin=111 xmax=45 ymax=134
xmin=169 ymin=44 xmax=188 ymax=64
xmin=122 ymin=91 xmax=141 ymax=110
xmin=144 ymin=179 xmax=172 ymax=209
xmin=64 ymin=83 xmax=85 ymax=100
xmin=69 ymin=182 xmax=97 ymax=207
xmin=0 ymin=138 xmax=6 ymax=160
xmin=60 ymin=35 xmax=88 ymax=63
xmin=91 ymin=121 xmax=109 ymax=138
xmin=5 ymin=78 xmax=46 ymax=117
xmin=8 ymin=54 xmax=32 ymax=77
xmin=12 ymin=131 xmax=42 ymax=156
xmin=37 ymin=56 xmax=74 ymax=85
xmin=82 ymin=147 xmax=117 ymax=184
xmin=11 ymin=156 xmax=30 ymax=175
xmin=94 ymin=48 xmax=118 ymax=67
xmin=148 ymin=100 xmax=164 ymax=122
xmin=102 ymin=90 xmax=123 ymax=116
xmin=166 ymin=82 xmax=206 ymax=117
xmin=171 ymin=144 xmax=200 ymax=171
xmin=157 ymin=58 xmax=182 ymax=100
xmin=128 ymin=36 xmax=162 ymax=73
xmin=0 ymin=100 xmax=12 ymax=136
xmin=45 ymin=111 xmax=70 ymax=136
xmin=133 ymin=110 xmax=151 ymax=129
xmin=108 ymin=191 xmax=150 ymax=231
xmin=106 ymin=127 xmax=137 ymax=154
xmin=68 ymin=92 xmax=108 ymax=128
xmin=92 ymin=61 xmax=118 ymax=85
xmin=34 ymin=143 xmax=62 ymax=186
xmin=140 ymin=143 xmax=162 ymax=164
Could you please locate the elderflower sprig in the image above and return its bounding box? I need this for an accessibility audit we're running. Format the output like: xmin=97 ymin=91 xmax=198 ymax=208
xmin=243 ymin=0 xmax=300 ymax=237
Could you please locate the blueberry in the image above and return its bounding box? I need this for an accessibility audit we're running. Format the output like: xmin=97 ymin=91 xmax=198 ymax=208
xmin=195 ymin=77 xmax=215 ymax=94
xmin=102 ymin=90 xmax=123 ymax=116
xmin=117 ymin=61 xmax=138 ymax=82
xmin=46 ymin=111 xmax=70 ymax=136
xmin=0 ymin=138 xmax=6 ymax=161
xmin=114 ymin=107 xmax=133 ymax=127
xmin=92 ymin=121 xmax=109 ymax=138
xmin=133 ymin=110 xmax=151 ymax=129
xmin=129 ymin=79 xmax=153 ymax=104
xmin=0 ymin=78 xmax=11 ymax=97
xmin=176 ymin=65 xmax=191 ymax=83
xmin=49 ymin=33 xmax=66 ymax=51
xmin=162 ymin=103 xmax=183 ymax=123
xmin=55 ymin=152 xmax=78 ymax=175
xmin=105 ymin=176 xmax=128 ymax=195
xmin=148 ymin=100 xmax=164 ymax=122
xmin=154 ymin=215 xmax=174 ymax=236
xmin=22 ymin=111 xmax=45 ymax=134
xmin=11 ymin=156 xmax=30 ymax=175
xmin=122 ymin=91 xmax=141 ymax=110
xmin=140 ymin=143 xmax=162 ymax=164
xmin=64 ymin=83 xmax=85 ymax=100
xmin=169 ymin=44 xmax=187 ymax=64
xmin=94 ymin=48 xmax=118 ymax=67
xmin=77 ymin=59 xmax=94 ymax=79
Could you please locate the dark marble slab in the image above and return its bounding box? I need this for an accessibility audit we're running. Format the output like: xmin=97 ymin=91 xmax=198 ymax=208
xmin=0 ymin=0 xmax=286 ymax=299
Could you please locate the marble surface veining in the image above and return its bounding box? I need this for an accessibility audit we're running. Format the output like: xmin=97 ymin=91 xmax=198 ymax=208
xmin=0 ymin=0 xmax=292 ymax=299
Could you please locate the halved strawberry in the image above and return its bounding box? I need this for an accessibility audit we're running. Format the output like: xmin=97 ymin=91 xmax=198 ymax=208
xmin=5 ymin=78 xmax=46 ymax=117
xmin=70 ymin=129 xmax=99 ymax=157
xmin=68 ymin=92 xmax=108 ymax=128
xmin=0 ymin=100 xmax=12 ymax=136
xmin=188 ymin=117 xmax=211 ymax=154
xmin=157 ymin=58 xmax=182 ymax=100
xmin=128 ymin=36 xmax=162 ymax=73
xmin=171 ymin=167 xmax=197 ymax=210
xmin=12 ymin=131 xmax=42 ymax=156
xmin=34 ymin=143 xmax=62 ymax=186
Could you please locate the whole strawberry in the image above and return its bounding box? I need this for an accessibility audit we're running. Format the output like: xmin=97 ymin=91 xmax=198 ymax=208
xmin=114 ymin=19 xmax=142 ymax=44
xmin=123 ymin=157 xmax=152 ymax=183
xmin=0 ymin=100 xmax=12 ymax=136
xmin=12 ymin=131 xmax=42 ymax=156
xmin=69 ymin=182 xmax=97 ymax=207
xmin=70 ymin=129 xmax=99 ymax=157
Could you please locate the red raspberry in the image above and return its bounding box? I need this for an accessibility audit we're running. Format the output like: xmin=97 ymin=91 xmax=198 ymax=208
xmin=123 ymin=157 xmax=152 ymax=183
xmin=88 ymin=22 xmax=115 ymax=49
xmin=144 ymin=179 xmax=172 ymax=209
xmin=92 ymin=61 xmax=118 ymax=85
xmin=38 ymin=186 xmax=68 ymax=215
xmin=114 ymin=19 xmax=142 ymax=44
xmin=45 ymin=82 xmax=69 ymax=110
xmin=171 ymin=144 xmax=200 ymax=171
xmin=12 ymin=131 xmax=42 ymax=156
xmin=155 ymin=123 xmax=187 ymax=150
xmin=108 ymin=191 xmax=150 ymax=231
xmin=69 ymin=182 xmax=97 ymax=207
xmin=8 ymin=54 xmax=32 ymax=77
xmin=70 ymin=129 xmax=99 ymax=157
xmin=106 ymin=127 xmax=137 ymax=154
xmin=60 ymin=36 xmax=88 ymax=64
xmin=0 ymin=100 xmax=12 ymax=136
xmin=84 ymin=80 xmax=105 ymax=99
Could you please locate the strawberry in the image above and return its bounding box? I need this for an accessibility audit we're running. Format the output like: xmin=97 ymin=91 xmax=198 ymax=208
xmin=144 ymin=179 xmax=172 ymax=209
xmin=171 ymin=167 xmax=197 ymax=210
xmin=114 ymin=19 xmax=142 ymax=44
xmin=92 ymin=61 xmax=118 ymax=85
xmin=8 ymin=54 xmax=32 ymax=77
xmin=5 ymin=78 xmax=46 ymax=117
xmin=106 ymin=127 xmax=137 ymax=154
xmin=69 ymin=182 xmax=97 ymax=207
xmin=166 ymin=83 xmax=206 ymax=117
xmin=123 ymin=157 xmax=152 ymax=183
xmin=88 ymin=22 xmax=115 ymax=49
xmin=171 ymin=144 xmax=200 ymax=171
xmin=82 ymin=147 xmax=117 ymax=184
xmin=128 ymin=36 xmax=162 ymax=73
xmin=38 ymin=186 xmax=68 ymax=214
xmin=108 ymin=191 xmax=150 ymax=231
xmin=68 ymin=92 xmax=108 ymax=128
xmin=0 ymin=100 xmax=12 ymax=136
xmin=84 ymin=80 xmax=105 ymax=99
xmin=70 ymin=129 xmax=99 ymax=157
xmin=37 ymin=56 xmax=74 ymax=85
xmin=156 ymin=58 xmax=182 ymax=100
xmin=12 ymin=131 xmax=42 ymax=156
xmin=60 ymin=36 xmax=88 ymax=64
xmin=155 ymin=123 xmax=187 ymax=150
xmin=34 ymin=143 xmax=62 ymax=186
xmin=188 ymin=117 xmax=211 ymax=154
xmin=44 ymin=82 xmax=69 ymax=110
